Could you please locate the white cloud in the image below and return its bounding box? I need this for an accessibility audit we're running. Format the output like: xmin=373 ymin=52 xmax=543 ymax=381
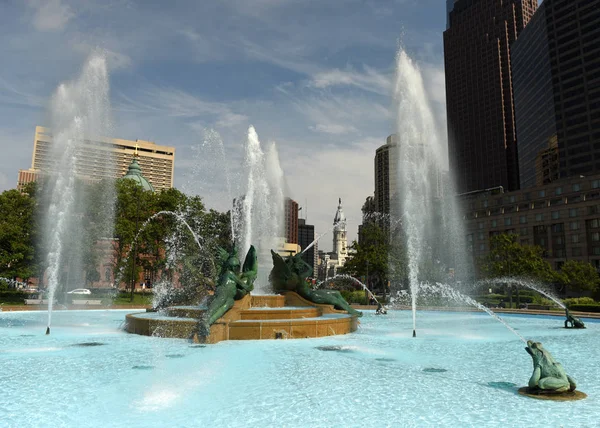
xmin=30 ymin=0 xmax=74 ymax=32
xmin=310 ymin=66 xmax=391 ymax=95
xmin=115 ymin=86 xmax=248 ymax=129
xmin=309 ymin=123 xmax=358 ymax=135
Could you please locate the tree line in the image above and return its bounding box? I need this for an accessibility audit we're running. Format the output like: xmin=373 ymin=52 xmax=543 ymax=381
xmin=0 ymin=180 xmax=231 ymax=292
xmin=341 ymin=223 xmax=600 ymax=298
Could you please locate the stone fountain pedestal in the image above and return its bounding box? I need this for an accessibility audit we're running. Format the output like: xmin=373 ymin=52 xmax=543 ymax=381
xmin=124 ymin=292 xmax=359 ymax=344
xmin=517 ymin=387 xmax=587 ymax=401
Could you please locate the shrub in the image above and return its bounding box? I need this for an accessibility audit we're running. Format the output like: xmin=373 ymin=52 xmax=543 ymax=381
xmin=340 ymin=290 xmax=368 ymax=305
xmin=564 ymin=297 xmax=596 ymax=308
xmin=0 ymin=290 xmax=28 ymax=304
xmin=567 ymin=304 xmax=600 ymax=313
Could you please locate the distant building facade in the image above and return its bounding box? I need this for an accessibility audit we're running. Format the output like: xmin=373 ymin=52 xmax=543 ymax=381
xmin=18 ymin=126 xmax=175 ymax=191
xmin=512 ymin=0 xmax=600 ymax=188
xmin=375 ymin=134 xmax=400 ymax=216
xmin=318 ymin=199 xmax=349 ymax=280
xmin=285 ymin=197 xmax=299 ymax=244
xmin=298 ymin=218 xmax=318 ymax=276
xmin=460 ymin=173 xmax=600 ymax=272
xmin=444 ymin=0 xmax=538 ymax=193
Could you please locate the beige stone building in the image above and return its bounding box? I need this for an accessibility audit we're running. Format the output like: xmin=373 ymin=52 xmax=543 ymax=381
xmin=18 ymin=126 xmax=175 ymax=191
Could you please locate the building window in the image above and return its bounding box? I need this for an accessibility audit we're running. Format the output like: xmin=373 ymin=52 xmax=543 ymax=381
xmin=539 ymin=190 xmax=546 ymax=197
xmin=520 ymin=216 xmax=527 ymax=224
xmin=520 ymin=227 xmax=528 ymax=236
xmin=551 ymin=223 xmax=564 ymax=233
xmin=504 ymin=217 xmax=512 ymax=226
xmin=535 ymin=214 xmax=544 ymax=221
xmin=572 ymin=234 xmax=580 ymax=244
xmin=570 ymin=221 xmax=579 ymax=230
xmin=478 ymin=222 xmax=484 ymax=229
xmin=483 ymin=200 xmax=488 ymax=208
xmin=555 ymin=187 xmax=562 ymax=195
xmin=592 ymin=180 xmax=600 ymax=189
xmin=569 ymin=208 xmax=578 ymax=217
xmin=551 ymin=211 xmax=560 ymax=220
xmin=479 ymin=243 xmax=485 ymax=251
xmin=491 ymin=219 xmax=497 ymax=228
xmin=572 ymin=247 xmax=582 ymax=257
xmin=478 ymin=232 xmax=484 ymax=240
xmin=573 ymin=183 xmax=581 ymax=192
xmin=104 ymin=268 xmax=111 ymax=282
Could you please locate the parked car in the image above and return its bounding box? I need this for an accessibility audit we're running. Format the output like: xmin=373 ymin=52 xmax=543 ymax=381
xmin=67 ymin=288 xmax=92 ymax=295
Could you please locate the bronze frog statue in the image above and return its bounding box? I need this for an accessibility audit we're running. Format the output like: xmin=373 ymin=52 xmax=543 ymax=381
xmin=525 ymin=340 xmax=576 ymax=393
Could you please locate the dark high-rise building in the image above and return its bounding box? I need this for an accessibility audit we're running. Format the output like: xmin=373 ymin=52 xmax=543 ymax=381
xmin=512 ymin=0 xmax=600 ymax=187
xmin=298 ymin=218 xmax=317 ymax=276
xmin=444 ymin=0 xmax=538 ymax=194
xmin=285 ymin=197 xmax=299 ymax=244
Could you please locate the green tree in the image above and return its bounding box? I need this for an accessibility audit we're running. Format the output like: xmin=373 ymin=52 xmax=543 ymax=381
xmin=555 ymin=260 xmax=600 ymax=295
xmin=481 ymin=233 xmax=557 ymax=306
xmin=482 ymin=233 xmax=555 ymax=281
xmin=341 ymin=222 xmax=405 ymax=296
xmin=0 ymin=188 xmax=36 ymax=280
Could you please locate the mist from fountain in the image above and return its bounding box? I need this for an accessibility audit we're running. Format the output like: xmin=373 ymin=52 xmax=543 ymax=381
xmin=390 ymin=281 xmax=526 ymax=343
xmin=315 ymin=274 xmax=382 ymax=307
xmin=390 ymin=47 xmax=471 ymax=336
xmin=479 ymin=277 xmax=566 ymax=309
xmin=233 ymin=126 xmax=285 ymax=293
xmin=115 ymin=210 xmax=207 ymax=288
xmin=42 ymin=54 xmax=114 ymax=332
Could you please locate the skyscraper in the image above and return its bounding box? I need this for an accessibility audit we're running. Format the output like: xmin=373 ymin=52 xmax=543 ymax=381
xmin=284 ymin=197 xmax=299 ymax=244
xmin=298 ymin=218 xmax=317 ymax=276
xmin=512 ymin=0 xmax=600 ymax=187
xmin=444 ymin=0 xmax=538 ymax=193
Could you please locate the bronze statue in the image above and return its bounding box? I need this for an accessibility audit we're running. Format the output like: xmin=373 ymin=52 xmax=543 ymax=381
xmin=269 ymin=250 xmax=362 ymax=317
xmin=565 ymin=308 xmax=585 ymax=329
xmin=199 ymin=246 xmax=257 ymax=335
xmin=525 ymin=340 xmax=576 ymax=393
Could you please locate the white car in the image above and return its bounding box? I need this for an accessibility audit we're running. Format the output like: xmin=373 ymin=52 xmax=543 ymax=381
xmin=67 ymin=288 xmax=92 ymax=295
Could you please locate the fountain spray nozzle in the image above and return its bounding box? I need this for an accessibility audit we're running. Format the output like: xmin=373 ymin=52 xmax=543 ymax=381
xmin=412 ymin=329 xmax=416 ymax=338
xmin=45 ymin=327 xmax=50 ymax=335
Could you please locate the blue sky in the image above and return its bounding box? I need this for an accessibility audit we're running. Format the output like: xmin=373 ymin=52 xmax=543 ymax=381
xmin=0 ymin=0 xmax=448 ymax=250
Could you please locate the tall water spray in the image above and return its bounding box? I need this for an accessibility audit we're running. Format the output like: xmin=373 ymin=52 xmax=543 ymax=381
xmin=234 ymin=126 xmax=285 ymax=293
xmin=391 ymin=48 xmax=470 ymax=336
xmin=42 ymin=54 xmax=114 ymax=333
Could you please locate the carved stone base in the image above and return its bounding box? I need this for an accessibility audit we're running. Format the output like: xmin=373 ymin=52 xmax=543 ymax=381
xmin=518 ymin=387 xmax=587 ymax=401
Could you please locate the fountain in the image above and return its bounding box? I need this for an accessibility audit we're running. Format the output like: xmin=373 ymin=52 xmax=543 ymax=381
xmin=315 ymin=273 xmax=384 ymax=308
xmin=232 ymin=126 xmax=285 ymax=293
xmin=41 ymin=53 xmax=114 ymax=334
xmin=390 ymin=47 xmax=471 ymax=338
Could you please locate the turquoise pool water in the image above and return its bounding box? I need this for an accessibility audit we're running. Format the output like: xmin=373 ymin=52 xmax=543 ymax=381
xmin=0 ymin=309 xmax=597 ymax=427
